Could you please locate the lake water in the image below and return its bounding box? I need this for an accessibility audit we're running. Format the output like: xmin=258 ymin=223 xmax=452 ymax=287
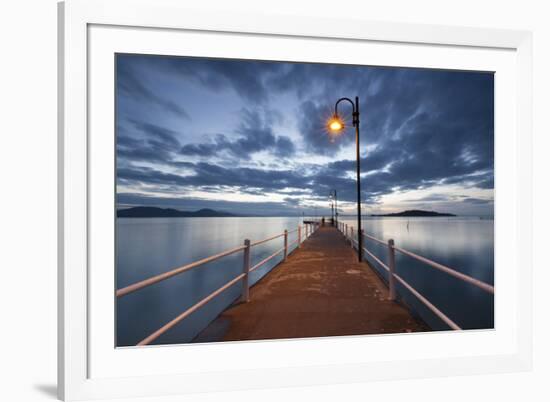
xmin=116 ymin=216 xmax=494 ymax=346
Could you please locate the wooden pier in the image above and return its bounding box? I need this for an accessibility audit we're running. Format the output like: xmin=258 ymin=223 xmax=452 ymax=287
xmin=194 ymin=225 xmax=427 ymax=342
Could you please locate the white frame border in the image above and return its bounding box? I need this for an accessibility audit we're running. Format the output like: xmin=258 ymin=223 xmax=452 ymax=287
xmin=58 ymin=0 xmax=533 ymax=400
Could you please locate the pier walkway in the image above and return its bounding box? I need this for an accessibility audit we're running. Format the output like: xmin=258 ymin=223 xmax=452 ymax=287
xmin=195 ymin=225 xmax=427 ymax=342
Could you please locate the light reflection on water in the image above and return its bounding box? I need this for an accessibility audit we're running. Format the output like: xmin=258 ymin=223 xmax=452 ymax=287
xmin=116 ymin=216 xmax=494 ymax=346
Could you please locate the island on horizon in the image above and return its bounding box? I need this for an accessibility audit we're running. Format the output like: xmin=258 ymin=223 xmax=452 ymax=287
xmin=117 ymin=206 xmax=240 ymax=218
xmin=118 ymin=207 xmax=457 ymax=218
xmin=369 ymin=209 xmax=456 ymax=217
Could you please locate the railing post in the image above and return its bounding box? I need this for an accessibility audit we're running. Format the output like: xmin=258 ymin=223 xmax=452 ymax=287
xmin=298 ymin=225 xmax=302 ymax=248
xmin=388 ymin=239 xmax=396 ymax=301
xmin=350 ymin=227 xmax=354 ymax=248
xmin=241 ymin=239 xmax=251 ymax=302
xmin=284 ymin=229 xmax=288 ymax=260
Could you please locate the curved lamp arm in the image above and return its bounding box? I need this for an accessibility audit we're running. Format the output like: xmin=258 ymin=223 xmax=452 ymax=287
xmin=335 ymin=97 xmax=359 ymax=127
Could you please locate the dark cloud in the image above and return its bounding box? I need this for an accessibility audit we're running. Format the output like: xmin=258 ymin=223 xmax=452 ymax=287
xmin=308 ymin=69 xmax=494 ymax=202
xmin=274 ymin=136 xmax=295 ymax=157
xmin=296 ymin=69 xmax=494 ymax=188
xmin=117 ymin=57 xmax=190 ymax=119
xmin=117 ymin=162 xmax=311 ymax=193
xmin=143 ymin=55 xmax=286 ymax=103
xmin=116 ymin=120 xmax=181 ymax=163
xmin=117 ymin=160 xmax=363 ymax=210
xmin=129 ymin=120 xmax=181 ymax=148
xmin=179 ymin=108 xmax=295 ymax=159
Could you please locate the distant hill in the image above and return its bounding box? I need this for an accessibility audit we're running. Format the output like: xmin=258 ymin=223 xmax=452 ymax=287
xmin=370 ymin=209 xmax=456 ymax=217
xmin=117 ymin=206 xmax=238 ymax=218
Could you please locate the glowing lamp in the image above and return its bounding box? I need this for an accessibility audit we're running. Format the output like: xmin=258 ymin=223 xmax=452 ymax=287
xmin=328 ymin=115 xmax=345 ymax=132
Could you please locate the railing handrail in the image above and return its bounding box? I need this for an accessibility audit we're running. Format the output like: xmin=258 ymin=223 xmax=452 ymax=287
xmin=250 ymin=246 xmax=287 ymax=272
xmin=354 ymin=240 xmax=461 ymax=330
xmin=117 ymin=223 xmax=317 ymax=298
xmin=120 ymin=221 xmax=320 ymax=345
xmin=392 ymin=271 xmax=461 ymax=330
xmin=392 ymin=245 xmax=494 ymax=294
xmin=363 ymin=232 xmax=388 ymax=246
xmin=116 ymin=244 xmax=246 ymax=298
xmin=348 ymin=229 xmax=493 ymax=294
xmin=137 ymin=273 xmax=247 ymax=345
xmin=340 ymin=223 xmax=493 ymax=331
xmin=250 ymin=232 xmax=285 ymax=247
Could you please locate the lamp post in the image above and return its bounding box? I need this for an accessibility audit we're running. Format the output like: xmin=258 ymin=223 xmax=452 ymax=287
xmin=327 ymin=96 xmax=363 ymax=262
xmin=330 ymin=189 xmax=338 ymax=228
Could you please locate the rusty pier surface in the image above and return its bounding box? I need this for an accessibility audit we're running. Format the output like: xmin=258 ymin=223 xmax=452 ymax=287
xmin=194 ymin=225 xmax=428 ymax=342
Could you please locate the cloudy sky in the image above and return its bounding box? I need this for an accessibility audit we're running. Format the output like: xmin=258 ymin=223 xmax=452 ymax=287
xmin=116 ymin=54 xmax=494 ymax=216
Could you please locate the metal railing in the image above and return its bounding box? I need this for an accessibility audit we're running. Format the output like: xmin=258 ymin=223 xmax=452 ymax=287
xmin=117 ymin=221 xmax=320 ymax=346
xmin=337 ymin=221 xmax=494 ymax=330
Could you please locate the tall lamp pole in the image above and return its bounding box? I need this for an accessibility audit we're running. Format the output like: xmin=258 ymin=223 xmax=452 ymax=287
xmin=330 ymin=189 xmax=338 ymax=228
xmin=327 ymin=96 xmax=363 ymax=262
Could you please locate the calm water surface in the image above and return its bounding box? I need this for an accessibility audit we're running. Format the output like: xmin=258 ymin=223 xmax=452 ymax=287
xmin=116 ymin=216 xmax=493 ymax=346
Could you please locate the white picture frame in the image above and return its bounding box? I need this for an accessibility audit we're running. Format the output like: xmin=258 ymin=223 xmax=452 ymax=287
xmin=58 ymin=0 xmax=533 ymax=400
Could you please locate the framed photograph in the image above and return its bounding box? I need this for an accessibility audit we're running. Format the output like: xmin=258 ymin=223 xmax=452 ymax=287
xmin=58 ymin=0 xmax=533 ymax=400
